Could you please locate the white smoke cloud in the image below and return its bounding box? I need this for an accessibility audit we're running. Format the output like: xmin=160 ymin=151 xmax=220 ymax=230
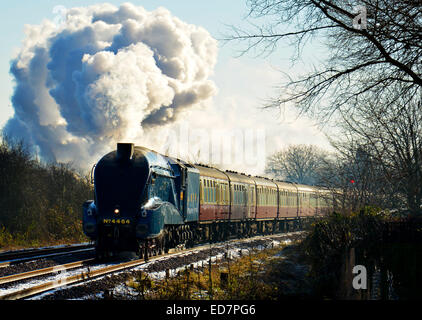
xmin=5 ymin=3 xmax=218 ymax=167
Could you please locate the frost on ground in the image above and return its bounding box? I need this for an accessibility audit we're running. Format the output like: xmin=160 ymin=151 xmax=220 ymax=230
xmin=31 ymin=232 xmax=306 ymax=300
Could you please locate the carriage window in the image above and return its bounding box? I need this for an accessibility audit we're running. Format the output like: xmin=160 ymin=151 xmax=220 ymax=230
xmin=234 ymin=185 xmax=236 ymax=204
xmin=200 ymin=179 xmax=204 ymax=202
xmin=238 ymin=186 xmax=240 ymax=204
xmin=272 ymin=189 xmax=273 ymax=205
xmin=220 ymin=184 xmax=223 ymax=204
xmin=205 ymin=180 xmax=208 ymax=203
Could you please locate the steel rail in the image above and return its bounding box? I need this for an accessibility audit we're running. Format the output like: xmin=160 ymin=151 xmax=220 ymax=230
xmin=0 ymin=258 xmax=95 ymax=285
xmin=0 ymin=244 xmax=94 ymax=264
xmin=0 ymin=257 xmax=151 ymax=300
xmin=0 ymin=245 xmax=213 ymax=300
xmin=0 ymin=248 xmax=95 ymax=269
xmin=0 ymin=231 xmax=304 ymax=300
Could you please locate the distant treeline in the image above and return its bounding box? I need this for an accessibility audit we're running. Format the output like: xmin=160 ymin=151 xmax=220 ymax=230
xmin=0 ymin=135 xmax=93 ymax=249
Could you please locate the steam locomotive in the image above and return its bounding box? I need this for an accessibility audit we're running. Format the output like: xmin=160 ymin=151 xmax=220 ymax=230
xmin=82 ymin=143 xmax=335 ymax=259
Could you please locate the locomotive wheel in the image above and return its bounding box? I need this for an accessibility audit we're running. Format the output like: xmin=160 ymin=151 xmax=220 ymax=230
xmin=164 ymin=230 xmax=170 ymax=253
xmin=138 ymin=242 xmax=149 ymax=260
xmin=158 ymin=236 xmax=164 ymax=255
xmin=144 ymin=241 xmax=149 ymax=261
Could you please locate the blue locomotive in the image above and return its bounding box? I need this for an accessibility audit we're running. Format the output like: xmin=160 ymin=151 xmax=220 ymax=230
xmin=83 ymin=143 xmax=335 ymax=259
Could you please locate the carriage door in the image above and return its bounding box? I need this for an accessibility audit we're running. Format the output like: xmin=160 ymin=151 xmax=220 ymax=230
xmin=184 ymin=168 xmax=200 ymax=222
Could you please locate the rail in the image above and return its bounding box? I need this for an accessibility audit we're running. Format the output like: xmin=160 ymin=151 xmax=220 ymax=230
xmin=0 ymin=243 xmax=94 ymax=268
xmin=0 ymin=259 xmax=94 ymax=285
xmin=0 ymin=232 xmax=304 ymax=300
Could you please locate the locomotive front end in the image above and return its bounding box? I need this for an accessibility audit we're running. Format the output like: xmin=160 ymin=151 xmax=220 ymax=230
xmin=82 ymin=143 xmax=182 ymax=257
xmin=83 ymin=143 xmax=150 ymax=254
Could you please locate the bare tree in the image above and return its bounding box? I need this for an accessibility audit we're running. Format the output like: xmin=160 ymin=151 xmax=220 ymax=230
xmin=334 ymin=90 xmax=422 ymax=216
xmin=325 ymin=139 xmax=397 ymax=211
xmin=228 ymin=0 xmax=422 ymax=215
xmin=265 ymin=144 xmax=330 ymax=185
xmin=226 ymin=0 xmax=422 ymax=122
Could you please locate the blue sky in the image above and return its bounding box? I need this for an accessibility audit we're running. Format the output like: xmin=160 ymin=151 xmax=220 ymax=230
xmin=0 ymin=1 xmax=332 ymax=173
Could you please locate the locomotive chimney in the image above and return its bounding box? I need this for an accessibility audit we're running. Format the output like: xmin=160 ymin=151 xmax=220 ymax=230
xmin=117 ymin=143 xmax=134 ymax=161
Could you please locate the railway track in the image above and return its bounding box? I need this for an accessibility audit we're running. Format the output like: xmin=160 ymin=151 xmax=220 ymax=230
xmin=0 ymin=232 xmax=304 ymax=300
xmin=0 ymin=259 xmax=95 ymax=286
xmin=0 ymin=257 xmax=144 ymax=300
xmin=0 ymin=246 xmax=192 ymax=300
xmin=0 ymin=243 xmax=95 ymax=268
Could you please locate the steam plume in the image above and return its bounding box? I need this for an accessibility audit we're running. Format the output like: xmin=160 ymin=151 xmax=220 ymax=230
xmin=5 ymin=3 xmax=218 ymax=167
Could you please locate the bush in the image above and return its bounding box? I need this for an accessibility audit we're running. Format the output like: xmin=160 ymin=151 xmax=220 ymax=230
xmin=0 ymin=135 xmax=92 ymax=249
xmin=301 ymin=207 xmax=389 ymax=297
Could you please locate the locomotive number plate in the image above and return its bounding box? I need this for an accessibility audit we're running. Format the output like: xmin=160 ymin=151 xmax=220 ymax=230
xmin=103 ymin=219 xmax=130 ymax=225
